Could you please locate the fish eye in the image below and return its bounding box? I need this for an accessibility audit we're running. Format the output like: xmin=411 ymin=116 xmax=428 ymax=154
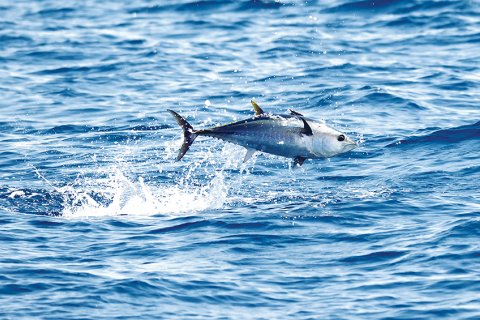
xmin=337 ymin=134 xmax=345 ymax=142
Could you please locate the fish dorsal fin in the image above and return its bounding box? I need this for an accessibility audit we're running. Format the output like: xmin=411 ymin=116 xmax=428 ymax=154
xmin=289 ymin=109 xmax=303 ymax=116
xmin=251 ymin=99 xmax=265 ymax=116
xmin=300 ymin=118 xmax=313 ymax=136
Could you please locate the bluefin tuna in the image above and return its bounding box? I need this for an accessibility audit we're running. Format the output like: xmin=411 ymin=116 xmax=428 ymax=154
xmin=168 ymin=100 xmax=357 ymax=166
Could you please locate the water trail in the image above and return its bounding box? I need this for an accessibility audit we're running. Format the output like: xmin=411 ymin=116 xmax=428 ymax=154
xmin=59 ymin=143 xmax=249 ymax=218
xmin=60 ymin=169 xmax=227 ymax=218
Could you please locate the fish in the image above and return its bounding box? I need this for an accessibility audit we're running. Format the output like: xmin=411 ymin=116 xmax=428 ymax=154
xmin=168 ymin=100 xmax=357 ymax=166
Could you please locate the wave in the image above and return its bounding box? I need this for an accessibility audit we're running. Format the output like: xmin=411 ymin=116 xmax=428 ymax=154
xmin=32 ymin=123 xmax=169 ymax=135
xmin=324 ymin=0 xmax=470 ymax=15
xmin=236 ymin=0 xmax=287 ymax=10
xmin=351 ymin=86 xmax=427 ymax=110
xmin=128 ymin=0 xmax=286 ymax=15
xmin=438 ymin=219 xmax=480 ymax=241
xmin=382 ymin=11 xmax=467 ymax=29
xmin=0 ymin=35 xmax=33 ymax=47
xmin=128 ymin=1 xmax=229 ymax=14
xmin=340 ymin=250 xmax=406 ymax=265
xmin=388 ymin=121 xmax=480 ymax=147
xmin=33 ymin=62 xmax=127 ymax=76
xmin=31 ymin=7 xmax=76 ymax=19
xmin=323 ymin=0 xmax=404 ymax=13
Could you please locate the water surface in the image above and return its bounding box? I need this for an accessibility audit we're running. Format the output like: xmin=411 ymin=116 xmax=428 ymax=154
xmin=1 ymin=0 xmax=479 ymax=319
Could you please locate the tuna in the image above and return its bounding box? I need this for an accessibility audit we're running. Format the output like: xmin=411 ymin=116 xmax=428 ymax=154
xmin=168 ymin=100 xmax=357 ymax=166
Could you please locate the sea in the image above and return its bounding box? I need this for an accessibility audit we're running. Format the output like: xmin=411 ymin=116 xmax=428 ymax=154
xmin=0 ymin=0 xmax=479 ymax=319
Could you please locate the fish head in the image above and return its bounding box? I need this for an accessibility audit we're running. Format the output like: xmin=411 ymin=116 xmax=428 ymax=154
xmin=310 ymin=122 xmax=357 ymax=157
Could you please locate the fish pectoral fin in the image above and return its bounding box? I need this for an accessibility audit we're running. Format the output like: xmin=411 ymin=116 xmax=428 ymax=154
xmin=300 ymin=118 xmax=313 ymax=136
xmin=293 ymin=156 xmax=307 ymax=167
xmin=289 ymin=109 xmax=304 ymax=116
xmin=243 ymin=148 xmax=256 ymax=163
xmin=251 ymin=99 xmax=265 ymax=116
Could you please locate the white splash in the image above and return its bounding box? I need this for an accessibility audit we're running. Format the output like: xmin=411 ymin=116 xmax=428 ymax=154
xmin=8 ymin=189 xmax=26 ymax=199
xmin=60 ymin=144 xmax=248 ymax=219
xmin=60 ymin=168 xmax=229 ymax=218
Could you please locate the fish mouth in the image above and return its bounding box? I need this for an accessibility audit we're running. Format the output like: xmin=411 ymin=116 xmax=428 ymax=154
xmin=343 ymin=140 xmax=358 ymax=152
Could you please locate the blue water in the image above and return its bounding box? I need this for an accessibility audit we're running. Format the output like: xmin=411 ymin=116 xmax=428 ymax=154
xmin=1 ymin=0 xmax=479 ymax=318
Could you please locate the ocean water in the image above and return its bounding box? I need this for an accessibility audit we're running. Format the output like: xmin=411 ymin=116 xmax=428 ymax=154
xmin=1 ymin=0 xmax=479 ymax=318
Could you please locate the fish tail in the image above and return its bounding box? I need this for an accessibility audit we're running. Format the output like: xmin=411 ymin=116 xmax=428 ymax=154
xmin=167 ymin=110 xmax=198 ymax=161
